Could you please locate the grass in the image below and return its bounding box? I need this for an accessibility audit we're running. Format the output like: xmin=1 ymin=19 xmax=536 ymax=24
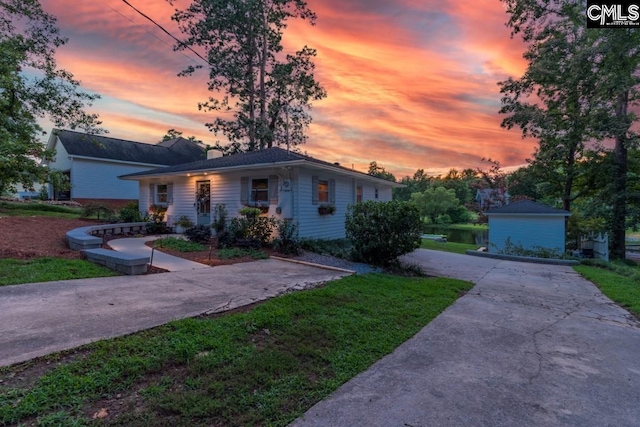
xmin=217 ymin=247 xmax=268 ymax=260
xmin=426 ymin=223 xmax=488 ymax=231
xmin=574 ymin=260 xmax=640 ymax=318
xmin=0 ymin=258 xmax=118 ymax=286
xmin=153 ymin=237 xmax=207 ymax=252
xmin=0 ymin=274 xmax=473 ymax=426
xmin=0 ymin=201 xmax=83 ymax=218
xmin=299 ymin=238 xmax=352 ymax=259
xmin=420 ymin=238 xmax=477 ymax=255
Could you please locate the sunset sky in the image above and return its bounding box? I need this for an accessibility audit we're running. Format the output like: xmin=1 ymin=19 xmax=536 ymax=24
xmin=40 ymin=0 xmax=533 ymax=178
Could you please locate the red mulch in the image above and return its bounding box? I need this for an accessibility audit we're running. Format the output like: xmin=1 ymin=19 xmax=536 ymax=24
xmin=0 ymin=216 xmax=99 ymax=260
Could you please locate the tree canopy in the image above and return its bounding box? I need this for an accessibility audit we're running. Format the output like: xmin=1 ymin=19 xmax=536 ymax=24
xmin=0 ymin=0 xmax=102 ymax=195
xmin=171 ymin=0 xmax=326 ymax=153
xmin=499 ymin=0 xmax=640 ymax=259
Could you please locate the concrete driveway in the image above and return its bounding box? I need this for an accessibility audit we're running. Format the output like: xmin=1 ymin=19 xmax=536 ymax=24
xmin=292 ymin=249 xmax=640 ymax=427
xmin=0 ymin=259 xmax=349 ymax=367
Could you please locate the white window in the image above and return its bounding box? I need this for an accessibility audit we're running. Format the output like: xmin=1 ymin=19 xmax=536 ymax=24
xmin=156 ymin=184 xmax=168 ymax=204
xmin=356 ymin=185 xmax=363 ymax=203
xmin=375 ymin=187 xmax=379 ymax=200
xmin=251 ymin=179 xmax=269 ymax=203
xmin=318 ymin=180 xmax=329 ymax=203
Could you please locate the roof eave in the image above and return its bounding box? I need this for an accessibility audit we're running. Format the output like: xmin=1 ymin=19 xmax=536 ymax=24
xmin=121 ymin=158 xmax=404 ymax=187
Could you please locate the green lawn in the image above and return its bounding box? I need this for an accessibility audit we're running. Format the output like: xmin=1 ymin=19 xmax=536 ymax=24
xmin=434 ymin=223 xmax=488 ymax=231
xmin=153 ymin=237 xmax=207 ymax=252
xmin=0 ymin=201 xmax=83 ymax=218
xmin=0 ymin=274 xmax=473 ymax=426
xmin=0 ymin=258 xmax=118 ymax=286
xmin=574 ymin=262 xmax=640 ymax=318
xmin=420 ymin=238 xmax=477 ymax=255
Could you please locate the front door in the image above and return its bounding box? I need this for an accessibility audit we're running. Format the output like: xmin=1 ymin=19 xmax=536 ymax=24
xmin=196 ymin=180 xmax=211 ymax=225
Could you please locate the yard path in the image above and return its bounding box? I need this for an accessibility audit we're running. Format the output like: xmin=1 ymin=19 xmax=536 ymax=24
xmin=292 ymin=249 xmax=640 ymax=427
xmin=0 ymin=259 xmax=350 ymax=367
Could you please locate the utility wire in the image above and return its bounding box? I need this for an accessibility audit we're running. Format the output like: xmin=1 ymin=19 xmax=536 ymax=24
xmin=103 ymin=1 xmax=197 ymax=65
xmin=120 ymin=0 xmax=211 ymax=66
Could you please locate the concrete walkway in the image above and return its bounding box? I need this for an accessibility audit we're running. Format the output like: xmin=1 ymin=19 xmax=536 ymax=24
xmin=0 ymin=259 xmax=350 ymax=367
xmin=108 ymin=235 xmax=210 ymax=271
xmin=292 ymin=249 xmax=640 ymax=427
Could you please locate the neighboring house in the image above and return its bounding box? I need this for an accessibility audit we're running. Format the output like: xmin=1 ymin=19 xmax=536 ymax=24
xmin=44 ymin=129 xmax=205 ymax=208
xmin=120 ymin=147 xmax=402 ymax=239
xmin=485 ymin=200 xmax=571 ymax=254
xmin=475 ymin=188 xmax=509 ymax=210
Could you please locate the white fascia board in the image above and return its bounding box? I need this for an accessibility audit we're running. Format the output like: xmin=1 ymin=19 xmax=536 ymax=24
xmin=120 ymin=159 xmax=404 ymax=188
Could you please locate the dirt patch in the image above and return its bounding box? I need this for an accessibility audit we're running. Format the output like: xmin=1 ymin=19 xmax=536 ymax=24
xmin=0 ymin=216 xmax=98 ymax=260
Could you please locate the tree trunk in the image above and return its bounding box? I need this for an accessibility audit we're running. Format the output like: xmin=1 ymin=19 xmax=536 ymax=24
xmin=260 ymin=8 xmax=269 ymax=149
xmin=610 ymin=90 xmax=629 ymax=260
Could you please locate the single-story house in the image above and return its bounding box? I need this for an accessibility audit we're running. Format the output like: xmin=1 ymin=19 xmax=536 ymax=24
xmin=44 ymin=129 xmax=206 ymax=208
xmin=120 ymin=147 xmax=402 ymax=239
xmin=485 ymin=200 xmax=571 ymax=254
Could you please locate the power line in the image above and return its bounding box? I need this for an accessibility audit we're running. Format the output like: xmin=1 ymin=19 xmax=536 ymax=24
xmin=120 ymin=0 xmax=211 ymax=66
xmin=103 ymin=1 xmax=197 ymax=65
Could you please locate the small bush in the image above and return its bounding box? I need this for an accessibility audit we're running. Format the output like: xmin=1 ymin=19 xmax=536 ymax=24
xmin=212 ymin=204 xmax=228 ymax=233
xmin=146 ymin=204 xmax=169 ymax=234
xmin=80 ymin=203 xmax=115 ymax=221
xmin=497 ymin=237 xmax=564 ymax=259
xmin=119 ymin=203 xmax=145 ymax=222
xmin=345 ymin=200 xmax=422 ymax=266
xmin=184 ymin=225 xmax=212 ymax=244
xmin=273 ymin=220 xmax=301 ymax=255
xmin=224 ymin=209 xmax=276 ymax=247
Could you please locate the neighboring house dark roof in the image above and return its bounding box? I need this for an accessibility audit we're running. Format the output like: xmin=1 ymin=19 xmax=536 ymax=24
xmin=54 ymin=130 xmax=205 ymax=166
xmin=485 ymin=200 xmax=570 ymax=216
xmin=120 ymin=146 xmax=401 ymax=186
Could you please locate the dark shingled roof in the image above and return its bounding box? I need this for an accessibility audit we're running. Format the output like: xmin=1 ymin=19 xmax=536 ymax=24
xmin=121 ymin=147 xmax=397 ymax=184
xmin=485 ymin=200 xmax=571 ymax=215
xmin=55 ymin=130 xmax=205 ymax=166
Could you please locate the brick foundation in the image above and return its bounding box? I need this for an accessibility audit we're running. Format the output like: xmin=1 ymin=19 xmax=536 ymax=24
xmin=72 ymin=198 xmax=138 ymax=211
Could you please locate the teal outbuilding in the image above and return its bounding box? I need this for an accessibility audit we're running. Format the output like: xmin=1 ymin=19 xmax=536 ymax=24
xmin=485 ymin=200 xmax=571 ymax=255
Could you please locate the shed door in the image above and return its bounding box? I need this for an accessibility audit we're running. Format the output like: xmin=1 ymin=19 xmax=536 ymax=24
xmin=196 ymin=180 xmax=211 ymax=225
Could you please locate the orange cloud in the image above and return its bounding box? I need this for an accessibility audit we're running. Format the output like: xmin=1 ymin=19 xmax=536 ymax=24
xmin=41 ymin=0 xmax=535 ymax=178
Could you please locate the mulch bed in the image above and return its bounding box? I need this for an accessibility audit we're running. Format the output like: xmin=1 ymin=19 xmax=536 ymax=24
xmin=143 ymin=238 xmax=276 ymax=267
xmin=0 ymin=216 xmax=98 ymax=260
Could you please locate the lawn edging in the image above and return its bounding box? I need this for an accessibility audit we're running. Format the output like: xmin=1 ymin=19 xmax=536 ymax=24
xmin=465 ymin=250 xmax=579 ymax=266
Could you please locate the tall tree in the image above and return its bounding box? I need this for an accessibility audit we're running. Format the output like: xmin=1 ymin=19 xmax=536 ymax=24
xmin=0 ymin=0 xmax=102 ymax=194
xmin=160 ymin=128 xmax=202 ymax=144
xmin=499 ymin=0 xmax=640 ymax=259
xmin=171 ymin=0 xmax=326 ymax=152
xmin=590 ymin=29 xmax=640 ymax=259
xmin=367 ymin=161 xmax=396 ymax=182
xmin=498 ymin=0 xmax=596 ymax=212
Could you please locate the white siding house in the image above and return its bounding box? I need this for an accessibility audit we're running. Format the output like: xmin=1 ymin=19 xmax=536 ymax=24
xmin=45 ymin=129 xmax=205 ymax=206
xmin=486 ymin=200 xmax=571 ymax=254
xmin=121 ymin=147 xmax=400 ymax=239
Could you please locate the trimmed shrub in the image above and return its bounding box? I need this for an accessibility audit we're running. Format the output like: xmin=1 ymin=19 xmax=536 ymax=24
xmin=273 ymin=219 xmax=301 ymax=255
xmin=345 ymin=200 xmax=422 ymax=266
xmin=221 ymin=208 xmax=276 ymax=248
xmin=184 ymin=224 xmax=212 ymax=244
